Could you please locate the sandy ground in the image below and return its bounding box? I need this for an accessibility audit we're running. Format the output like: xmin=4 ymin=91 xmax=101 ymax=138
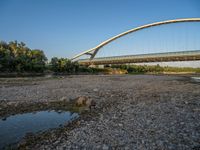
xmin=0 ymin=75 xmax=200 ymax=149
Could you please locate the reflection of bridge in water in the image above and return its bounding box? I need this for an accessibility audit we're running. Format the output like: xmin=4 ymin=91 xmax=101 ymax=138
xmin=71 ymin=18 xmax=200 ymax=65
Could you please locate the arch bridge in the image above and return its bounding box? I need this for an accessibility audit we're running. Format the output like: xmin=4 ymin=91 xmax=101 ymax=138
xmin=71 ymin=18 xmax=200 ymax=65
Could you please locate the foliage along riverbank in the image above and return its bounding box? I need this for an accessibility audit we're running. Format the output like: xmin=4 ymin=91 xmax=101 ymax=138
xmin=0 ymin=41 xmax=47 ymax=73
xmin=1 ymin=40 xmax=200 ymax=77
xmin=110 ymin=64 xmax=200 ymax=74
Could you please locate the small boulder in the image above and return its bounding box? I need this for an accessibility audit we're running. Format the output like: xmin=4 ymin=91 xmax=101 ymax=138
xmin=60 ymin=96 xmax=69 ymax=102
xmin=88 ymin=99 xmax=96 ymax=111
xmin=85 ymin=99 xmax=92 ymax=107
xmin=75 ymin=96 xmax=88 ymax=106
xmin=75 ymin=96 xmax=96 ymax=111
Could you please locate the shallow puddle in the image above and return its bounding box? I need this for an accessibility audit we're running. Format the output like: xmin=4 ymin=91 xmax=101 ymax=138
xmin=0 ymin=110 xmax=78 ymax=149
xmin=191 ymin=77 xmax=200 ymax=83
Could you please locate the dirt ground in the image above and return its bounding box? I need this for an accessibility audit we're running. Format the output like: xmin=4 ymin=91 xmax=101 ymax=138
xmin=0 ymin=75 xmax=200 ymax=149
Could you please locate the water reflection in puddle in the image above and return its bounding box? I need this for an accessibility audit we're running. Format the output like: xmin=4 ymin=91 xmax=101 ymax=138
xmin=0 ymin=110 xmax=78 ymax=149
xmin=191 ymin=77 xmax=200 ymax=83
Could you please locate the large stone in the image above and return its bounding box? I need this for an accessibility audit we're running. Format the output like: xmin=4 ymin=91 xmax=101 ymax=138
xmin=75 ymin=96 xmax=96 ymax=109
xmin=86 ymin=99 xmax=96 ymax=110
xmin=85 ymin=99 xmax=92 ymax=107
xmin=75 ymin=96 xmax=88 ymax=106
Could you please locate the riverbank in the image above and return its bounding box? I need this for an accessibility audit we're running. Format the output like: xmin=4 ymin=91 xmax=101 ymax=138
xmin=0 ymin=75 xmax=200 ymax=149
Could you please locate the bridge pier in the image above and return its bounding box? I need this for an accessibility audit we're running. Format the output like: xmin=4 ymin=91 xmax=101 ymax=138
xmin=98 ymin=65 xmax=105 ymax=68
xmin=89 ymin=64 xmax=105 ymax=68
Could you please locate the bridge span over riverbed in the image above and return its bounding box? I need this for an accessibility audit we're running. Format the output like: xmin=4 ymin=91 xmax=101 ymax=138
xmin=71 ymin=18 xmax=200 ymax=65
xmin=78 ymin=50 xmax=200 ymax=65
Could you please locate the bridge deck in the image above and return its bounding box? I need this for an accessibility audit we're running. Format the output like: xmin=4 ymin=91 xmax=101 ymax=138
xmin=78 ymin=50 xmax=200 ymax=65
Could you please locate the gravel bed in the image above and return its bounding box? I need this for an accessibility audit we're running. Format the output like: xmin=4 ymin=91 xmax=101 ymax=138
xmin=0 ymin=75 xmax=200 ymax=149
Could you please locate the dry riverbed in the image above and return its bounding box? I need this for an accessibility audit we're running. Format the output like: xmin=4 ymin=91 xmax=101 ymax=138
xmin=0 ymin=75 xmax=200 ymax=149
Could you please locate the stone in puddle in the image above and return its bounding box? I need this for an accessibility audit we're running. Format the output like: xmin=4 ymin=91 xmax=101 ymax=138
xmin=57 ymin=110 xmax=63 ymax=113
xmin=2 ymin=117 xmax=7 ymax=121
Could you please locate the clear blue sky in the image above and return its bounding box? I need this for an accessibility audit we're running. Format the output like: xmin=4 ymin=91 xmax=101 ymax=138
xmin=0 ymin=0 xmax=200 ymax=59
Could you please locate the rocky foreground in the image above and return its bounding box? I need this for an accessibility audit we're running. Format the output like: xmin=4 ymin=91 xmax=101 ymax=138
xmin=0 ymin=75 xmax=200 ymax=149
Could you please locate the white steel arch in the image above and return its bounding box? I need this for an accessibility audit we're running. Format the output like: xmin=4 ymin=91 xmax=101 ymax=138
xmin=71 ymin=18 xmax=200 ymax=60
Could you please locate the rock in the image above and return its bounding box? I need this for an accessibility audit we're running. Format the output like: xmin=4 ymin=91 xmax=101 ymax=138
xmin=0 ymin=100 xmax=7 ymax=107
xmin=75 ymin=96 xmax=96 ymax=108
xmin=86 ymin=99 xmax=96 ymax=107
xmin=60 ymin=96 xmax=69 ymax=102
xmin=100 ymin=114 xmax=104 ymax=120
xmin=102 ymin=144 xmax=109 ymax=150
xmin=25 ymin=132 xmax=34 ymax=137
xmin=85 ymin=99 xmax=92 ymax=107
xmin=193 ymin=108 xmax=200 ymax=111
xmin=57 ymin=110 xmax=62 ymax=113
xmin=86 ymin=99 xmax=97 ymax=111
xmin=76 ymin=121 xmax=81 ymax=126
xmin=2 ymin=117 xmax=7 ymax=121
xmin=125 ymin=146 xmax=129 ymax=150
xmin=141 ymin=140 xmax=145 ymax=144
xmin=118 ymin=123 xmax=123 ymax=127
xmin=93 ymin=88 xmax=98 ymax=92
xmin=96 ymin=145 xmax=101 ymax=149
xmin=75 ymin=96 xmax=88 ymax=106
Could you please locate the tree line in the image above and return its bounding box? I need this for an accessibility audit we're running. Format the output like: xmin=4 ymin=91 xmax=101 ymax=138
xmin=50 ymin=57 xmax=79 ymax=73
xmin=0 ymin=41 xmax=47 ymax=72
xmin=110 ymin=64 xmax=200 ymax=74
xmin=1 ymin=40 xmax=200 ymax=74
xmin=0 ymin=40 xmax=91 ymax=74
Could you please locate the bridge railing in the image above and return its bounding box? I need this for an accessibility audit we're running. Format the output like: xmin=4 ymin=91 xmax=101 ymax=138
xmin=78 ymin=50 xmax=200 ymax=63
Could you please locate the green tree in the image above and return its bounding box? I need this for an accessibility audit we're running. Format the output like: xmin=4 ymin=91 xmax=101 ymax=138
xmin=0 ymin=40 xmax=47 ymax=72
xmin=30 ymin=50 xmax=47 ymax=72
xmin=50 ymin=57 xmax=80 ymax=73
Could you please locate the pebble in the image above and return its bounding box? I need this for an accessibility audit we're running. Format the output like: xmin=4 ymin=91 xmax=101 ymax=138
xmin=102 ymin=144 xmax=109 ymax=150
xmin=93 ymin=88 xmax=98 ymax=92
xmin=118 ymin=123 xmax=123 ymax=127
xmin=60 ymin=96 xmax=68 ymax=101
